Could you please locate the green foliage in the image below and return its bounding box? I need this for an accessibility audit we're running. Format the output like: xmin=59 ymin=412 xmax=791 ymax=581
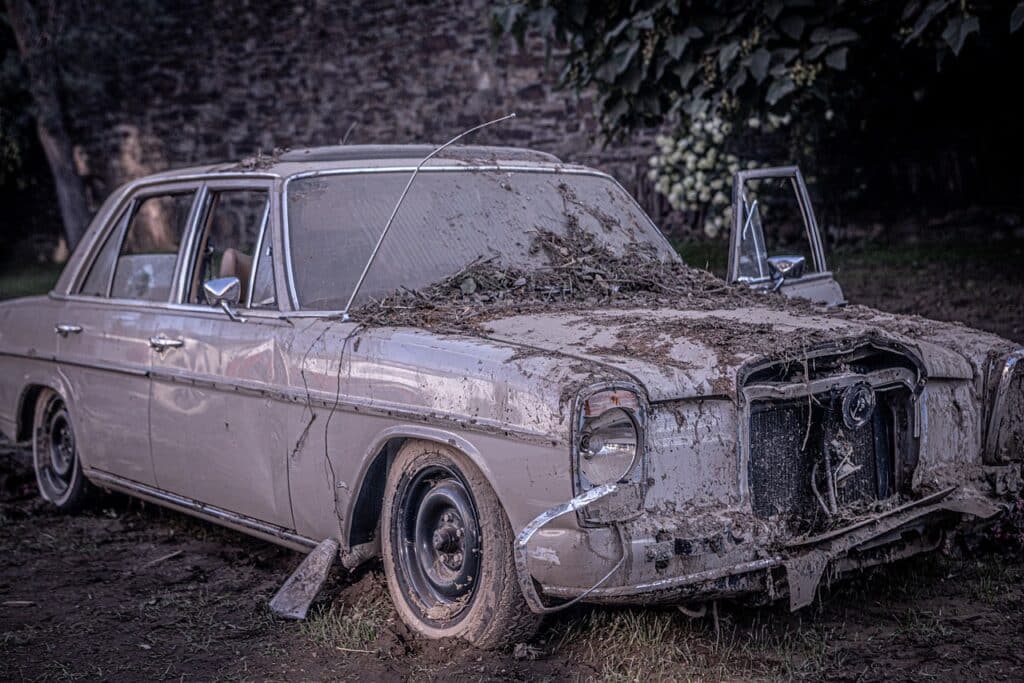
xmin=495 ymin=1 xmax=1018 ymax=136
xmin=495 ymin=0 xmax=1022 ymax=234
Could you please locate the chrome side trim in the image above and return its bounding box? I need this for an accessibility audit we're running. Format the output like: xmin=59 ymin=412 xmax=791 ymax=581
xmin=984 ymin=348 xmax=1024 ymax=461
xmin=84 ymin=468 xmax=318 ymax=551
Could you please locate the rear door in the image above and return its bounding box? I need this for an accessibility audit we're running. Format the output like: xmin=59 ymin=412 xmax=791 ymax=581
xmin=58 ymin=185 xmax=201 ymax=486
xmin=147 ymin=179 xmax=294 ymax=528
xmin=727 ymin=166 xmax=845 ymax=306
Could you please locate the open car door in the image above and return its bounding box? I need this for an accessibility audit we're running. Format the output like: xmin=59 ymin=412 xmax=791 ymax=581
xmin=727 ymin=166 xmax=845 ymax=307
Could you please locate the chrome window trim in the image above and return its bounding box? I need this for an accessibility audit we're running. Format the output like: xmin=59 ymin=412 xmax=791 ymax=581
xmin=247 ymin=198 xmax=273 ymax=308
xmin=65 ymin=173 xmax=278 ymax=296
xmin=280 ymin=164 xmax=675 ymax=314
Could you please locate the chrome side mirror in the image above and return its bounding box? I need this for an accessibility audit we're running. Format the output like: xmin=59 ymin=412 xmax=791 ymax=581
xmin=202 ymin=277 xmax=246 ymax=322
xmin=767 ymin=255 xmax=806 ymax=291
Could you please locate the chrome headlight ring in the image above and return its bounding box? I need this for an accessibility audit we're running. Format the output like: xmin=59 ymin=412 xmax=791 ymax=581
xmin=572 ymin=383 xmax=647 ymax=494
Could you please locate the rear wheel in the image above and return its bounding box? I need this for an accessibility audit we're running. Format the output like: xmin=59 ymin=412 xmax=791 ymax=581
xmin=32 ymin=389 xmax=91 ymax=512
xmin=381 ymin=441 xmax=539 ymax=648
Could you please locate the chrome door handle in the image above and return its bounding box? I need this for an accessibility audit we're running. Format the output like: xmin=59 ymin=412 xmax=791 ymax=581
xmin=54 ymin=324 xmax=83 ymax=337
xmin=149 ymin=335 xmax=184 ymax=351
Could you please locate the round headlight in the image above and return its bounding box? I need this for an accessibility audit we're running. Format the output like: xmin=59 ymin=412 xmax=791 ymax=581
xmin=579 ymin=407 xmax=639 ymax=485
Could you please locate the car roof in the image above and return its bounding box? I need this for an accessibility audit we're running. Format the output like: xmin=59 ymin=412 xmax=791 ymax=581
xmin=131 ymin=144 xmax=589 ymax=185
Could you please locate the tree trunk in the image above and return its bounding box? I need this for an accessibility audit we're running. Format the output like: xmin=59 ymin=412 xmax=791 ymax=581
xmin=5 ymin=0 xmax=91 ymax=251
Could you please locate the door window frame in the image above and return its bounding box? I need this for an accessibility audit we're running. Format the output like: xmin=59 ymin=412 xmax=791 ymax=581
xmin=727 ymin=166 xmax=829 ymax=285
xmin=176 ymin=180 xmax=276 ymax=309
xmin=73 ymin=180 xmax=203 ymax=303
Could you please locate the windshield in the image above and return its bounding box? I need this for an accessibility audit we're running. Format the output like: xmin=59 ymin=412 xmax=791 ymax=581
xmin=286 ymin=169 xmax=679 ymax=310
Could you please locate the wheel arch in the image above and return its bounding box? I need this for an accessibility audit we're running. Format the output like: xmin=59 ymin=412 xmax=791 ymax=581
xmin=344 ymin=425 xmax=500 ymax=550
xmin=16 ymin=380 xmax=70 ymax=443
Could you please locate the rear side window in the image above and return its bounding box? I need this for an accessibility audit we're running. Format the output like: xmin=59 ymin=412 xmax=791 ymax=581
xmin=110 ymin=192 xmax=195 ymax=301
xmin=79 ymin=212 xmax=126 ymax=297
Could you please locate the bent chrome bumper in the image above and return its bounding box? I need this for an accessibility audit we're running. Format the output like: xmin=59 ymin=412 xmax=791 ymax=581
xmin=515 ymin=485 xmax=1002 ymax=613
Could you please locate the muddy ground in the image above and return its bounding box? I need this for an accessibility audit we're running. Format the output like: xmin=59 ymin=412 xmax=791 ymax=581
xmin=2 ymin=239 xmax=1024 ymax=682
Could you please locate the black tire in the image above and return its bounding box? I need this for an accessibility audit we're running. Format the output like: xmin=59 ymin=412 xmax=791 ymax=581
xmin=32 ymin=389 xmax=92 ymax=512
xmin=381 ymin=440 xmax=540 ymax=648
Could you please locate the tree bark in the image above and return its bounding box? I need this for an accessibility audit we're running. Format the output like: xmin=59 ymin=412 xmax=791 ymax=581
xmin=5 ymin=0 xmax=91 ymax=250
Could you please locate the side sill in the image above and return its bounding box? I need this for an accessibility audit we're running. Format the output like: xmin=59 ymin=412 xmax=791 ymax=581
xmin=84 ymin=469 xmax=319 ymax=553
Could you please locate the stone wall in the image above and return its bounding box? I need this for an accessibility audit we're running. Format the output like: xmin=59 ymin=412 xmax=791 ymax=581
xmin=68 ymin=0 xmax=668 ymax=221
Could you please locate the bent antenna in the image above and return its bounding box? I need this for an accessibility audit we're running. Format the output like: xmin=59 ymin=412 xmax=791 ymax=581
xmin=342 ymin=112 xmax=517 ymax=319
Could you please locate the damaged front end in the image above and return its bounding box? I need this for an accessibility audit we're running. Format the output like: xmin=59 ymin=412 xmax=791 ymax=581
xmin=516 ymin=337 xmax=1009 ymax=613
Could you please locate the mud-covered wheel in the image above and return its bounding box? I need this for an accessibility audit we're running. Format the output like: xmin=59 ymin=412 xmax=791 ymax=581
xmin=381 ymin=441 xmax=540 ymax=648
xmin=32 ymin=389 xmax=91 ymax=512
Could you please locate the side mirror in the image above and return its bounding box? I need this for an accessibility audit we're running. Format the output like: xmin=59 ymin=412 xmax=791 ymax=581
xmin=202 ymin=277 xmax=246 ymax=322
xmin=767 ymin=255 xmax=806 ymax=291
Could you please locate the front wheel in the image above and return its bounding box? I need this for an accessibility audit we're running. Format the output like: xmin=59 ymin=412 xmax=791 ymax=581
xmin=32 ymin=389 xmax=92 ymax=512
xmin=380 ymin=441 xmax=539 ymax=648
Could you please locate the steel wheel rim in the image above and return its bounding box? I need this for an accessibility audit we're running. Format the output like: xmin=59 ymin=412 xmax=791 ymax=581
xmin=37 ymin=400 xmax=76 ymax=501
xmin=393 ymin=464 xmax=482 ymax=625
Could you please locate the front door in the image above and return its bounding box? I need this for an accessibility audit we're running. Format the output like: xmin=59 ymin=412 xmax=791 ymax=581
xmin=147 ymin=182 xmax=294 ymax=528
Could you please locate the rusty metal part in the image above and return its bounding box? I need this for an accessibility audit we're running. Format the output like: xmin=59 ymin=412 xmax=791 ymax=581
xmin=514 ymin=483 xmax=625 ymax=614
xmin=269 ymin=538 xmax=340 ymax=620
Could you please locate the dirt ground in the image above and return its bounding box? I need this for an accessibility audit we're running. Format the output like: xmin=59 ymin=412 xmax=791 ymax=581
xmin=2 ymin=239 xmax=1024 ymax=682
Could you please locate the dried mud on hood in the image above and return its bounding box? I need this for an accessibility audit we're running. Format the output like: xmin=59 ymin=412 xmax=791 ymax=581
xmin=352 ymin=204 xmax=1015 ymax=398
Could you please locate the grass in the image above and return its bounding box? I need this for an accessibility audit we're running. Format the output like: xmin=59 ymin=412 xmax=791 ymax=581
xmin=0 ymin=262 xmax=62 ymax=300
xmin=300 ymin=592 xmax=392 ymax=652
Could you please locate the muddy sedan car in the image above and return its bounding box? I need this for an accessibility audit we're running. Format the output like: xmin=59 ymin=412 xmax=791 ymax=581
xmin=0 ymin=145 xmax=1020 ymax=648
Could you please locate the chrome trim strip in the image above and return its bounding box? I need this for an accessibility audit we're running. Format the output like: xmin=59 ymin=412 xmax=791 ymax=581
xmin=147 ymin=366 xmax=557 ymax=446
xmin=515 ymin=483 xmax=623 ymax=613
xmin=247 ymin=199 xmax=273 ymax=308
xmin=280 ymin=165 xmax=621 ymax=313
xmin=172 ymin=184 xmax=210 ymax=304
xmin=85 ymin=469 xmax=317 ymax=550
xmin=984 ymin=348 xmax=1024 ymax=461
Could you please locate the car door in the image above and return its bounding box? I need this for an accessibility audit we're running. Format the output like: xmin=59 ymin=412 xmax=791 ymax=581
xmin=727 ymin=166 xmax=845 ymax=306
xmin=57 ymin=184 xmax=201 ymax=486
xmin=147 ymin=179 xmax=295 ymax=528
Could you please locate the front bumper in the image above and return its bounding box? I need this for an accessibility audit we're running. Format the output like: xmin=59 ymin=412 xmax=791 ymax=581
xmin=516 ymin=485 xmax=1002 ymax=613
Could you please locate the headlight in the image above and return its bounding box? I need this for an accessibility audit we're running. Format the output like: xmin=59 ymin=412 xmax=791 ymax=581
xmin=574 ymin=387 xmax=645 ymax=489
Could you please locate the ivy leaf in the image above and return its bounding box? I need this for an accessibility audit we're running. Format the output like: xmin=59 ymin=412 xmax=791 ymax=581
xmin=780 ymin=14 xmax=806 ymax=40
xmin=805 ymin=43 xmax=828 ymax=60
xmin=825 ymin=47 xmax=848 ymax=70
xmin=906 ymin=0 xmax=950 ymax=43
xmin=942 ymin=14 xmax=979 ymax=56
xmin=749 ymin=47 xmax=771 ymax=83
xmin=718 ymin=41 xmax=740 ymax=72
xmin=727 ymin=68 xmax=748 ymax=92
xmin=674 ymin=62 xmax=698 ymax=87
xmin=614 ymin=41 xmax=640 ymax=75
xmin=665 ymin=26 xmax=702 ymax=59
xmin=827 ymin=28 xmax=860 ymax=45
xmin=1012 ymin=3 xmax=1024 ymax=33
xmin=766 ymin=77 xmax=796 ymax=105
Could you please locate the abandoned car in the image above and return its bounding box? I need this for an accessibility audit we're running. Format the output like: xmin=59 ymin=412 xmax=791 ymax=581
xmin=0 ymin=144 xmax=1020 ymax=648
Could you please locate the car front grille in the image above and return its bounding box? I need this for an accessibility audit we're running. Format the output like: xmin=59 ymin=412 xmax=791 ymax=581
xmin=748 ymin=388 xmax=903 ymax=531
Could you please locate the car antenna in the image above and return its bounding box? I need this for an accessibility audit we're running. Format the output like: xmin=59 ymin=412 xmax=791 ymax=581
xmin=341 ymin=112 xmax=517 ymax=320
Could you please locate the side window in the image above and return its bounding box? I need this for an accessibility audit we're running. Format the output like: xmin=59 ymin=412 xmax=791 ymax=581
xmin=79 ymin=211 xmax=127 ymax=297
xmin=111 ymin=192 xmax=195 ymax=301
xmin=735 ymin=176 xmax=819 ymax=282
xmin=187 ymin=189 xmax=274 ymax=308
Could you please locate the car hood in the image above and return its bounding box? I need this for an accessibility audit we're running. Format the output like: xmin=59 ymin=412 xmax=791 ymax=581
xmin=477 ymin=305 xmax=997 ymax=402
